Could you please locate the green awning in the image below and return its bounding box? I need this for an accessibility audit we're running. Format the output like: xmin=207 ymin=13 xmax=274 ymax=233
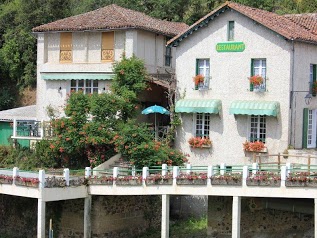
xmin=175 ymin=99 xmax=221 ymax=114
xmin=229 ymin=100 xmax=280 ymax=116
xmin=41 ymin=73 xmax=114 ymax=80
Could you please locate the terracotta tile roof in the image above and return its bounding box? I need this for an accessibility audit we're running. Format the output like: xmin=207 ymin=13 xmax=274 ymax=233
xmin=284 ymin=13 xmax=317 ymax=35
xmin=168 ymin=1 xmax=317 ymax=46
xmin=32 ymin=4 xmax=188 ymax=37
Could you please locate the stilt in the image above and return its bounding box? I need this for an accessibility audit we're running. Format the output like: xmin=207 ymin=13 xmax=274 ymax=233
xmin=232 ymin=196 xmax=241 ymax=238
xmin=37 ymin=199 xmax=46 ymax=238
xmin=161 ymin=194 xmax=170 ymax=238
xmin=84 ymin=195 xmax=92 ymax=238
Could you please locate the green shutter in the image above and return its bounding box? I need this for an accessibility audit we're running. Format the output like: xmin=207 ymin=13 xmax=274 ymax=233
xmin=250 ymin=59 xmax=254 ymax=91
xmin=195 ymin=59 xmax=199 ymax=90
xmin=313 ymin=65 xmax=316 ymax=97
xmin=302 ymin=108 xmax=308 ymax=148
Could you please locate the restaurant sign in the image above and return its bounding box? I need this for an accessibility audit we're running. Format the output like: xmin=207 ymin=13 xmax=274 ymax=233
xmin=216 ymin=42 xmax=245 ymax=52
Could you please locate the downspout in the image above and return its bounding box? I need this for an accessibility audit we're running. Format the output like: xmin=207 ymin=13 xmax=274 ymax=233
xmin=289 ymin=39 xmax=295 ymax=146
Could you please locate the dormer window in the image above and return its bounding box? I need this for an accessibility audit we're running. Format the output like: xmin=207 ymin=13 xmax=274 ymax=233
xmin=228 ymin=21 xmax=235 ymax=41
xmin=60 ymin=33 xmax=72 ymax=63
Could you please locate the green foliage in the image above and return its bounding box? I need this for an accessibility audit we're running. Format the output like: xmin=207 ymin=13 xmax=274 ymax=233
xmin=113 ymin=121 xmax=188 ymax=169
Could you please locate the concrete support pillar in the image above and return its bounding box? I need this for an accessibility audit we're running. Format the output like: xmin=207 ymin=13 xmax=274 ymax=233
xmin=207 ymin=165 xmax=213 ymax=185
xmin=162 ymin=164 xmax=167 ymax=176
xmin=173 ymin=166 xmax=179 ymax=186
xmin=63 ymin=168 xmax=70 ymax=186
xmin=84 ymin=195 xmax=92 ymax=238
xmin=85 ymin=167 xmax=91 ymax=178
xmin=281 ymin=166 xmax=286 ymax=187
xmin=242 ymin=166 xmax=248 ymax=187
xmin=252 ymin=163 xmax=258 ymax=175
xmin=161 ymin=194 xmax=170 ymax=238
xmin=37 ymin=199 xmax=46 ymax=238
xmin=39 ymin=170 xmax=45 ymax=189
xmin=220 ymin=163 xmax=226 ymax=175
xmin=232 ymin=196 xmax=241 ymax=238
xmin=186 ymin=163 xmax=192 ymax=174
xmin=315 ymin=198 xmax=317 ymax=238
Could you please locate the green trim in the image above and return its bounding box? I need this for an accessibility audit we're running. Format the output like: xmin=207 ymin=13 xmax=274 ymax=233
xmin=250 ymin=59 xmax=254 ymax=91
xmin=41 ymin=73 xmax=114 ymax=80
xmin=175 ymin=99 xmax=221 ymax=114
xmin=302 ymin=108 xmax=308 ymax=148
xmin=228 ymin=21 xmax=234 ymax=41
xmin=313 ymin=65 xmax=316 ymax=97
xmin=229 ymin=100 xmax=279 ymax=117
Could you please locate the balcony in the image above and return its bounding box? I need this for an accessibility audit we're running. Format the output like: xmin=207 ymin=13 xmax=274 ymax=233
xmin=11 ymin=120 xmax=54 ymax=140
xmin=60 ymin=50 xmax=72 ymax=62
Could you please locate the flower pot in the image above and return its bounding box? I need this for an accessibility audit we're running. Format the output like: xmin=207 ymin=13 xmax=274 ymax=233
xmin=146 ymin=179 xmax=173 ymax=186
xmin=247 ymin=179 xmax=280 ymax=187
xmin=211 ymin=179 xmax=242 ymax=186
xmin=306 ymin=181 xmax=317 ymax=187
xmin=176 ymin=179 xmax=207 ymax=185
xmin=116 ymin=179 xmax=142 ymax=186
xmin=89 ymin=179 xmax=113 ymax=185
xmin=45 ymin=177 xmax=66 ymax=188
xmin=15 ymin=180 xmax=39 ymax=188
xmin=285 ymin=180 xmax=307 ymax=187
xmin=0 ymin=178 xmax=13 ymax=185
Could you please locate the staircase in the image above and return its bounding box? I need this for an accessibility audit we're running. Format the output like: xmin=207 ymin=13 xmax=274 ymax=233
xmin=92 ymin=154 xmax=133 ymax=176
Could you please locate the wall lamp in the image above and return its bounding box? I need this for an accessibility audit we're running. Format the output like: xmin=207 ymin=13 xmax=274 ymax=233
xmin=58 ymin=86 xmax=62 ymax=93
xmin=290 ymin=90 xmax=312 ymax=106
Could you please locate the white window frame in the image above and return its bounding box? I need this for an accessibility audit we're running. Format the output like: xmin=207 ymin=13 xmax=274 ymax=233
xmin=307 ymin=109 xmax=317 ymax=148
xmin=70 ymin=79 xmax=99 ymax=94
xmin=196 ymin=59 xmax=210 ymax=90
xmin=252 ymin=59 xmax=266 ymax=92
xmin=193 ymin=113 xmax=210 ymax=137
xmin=248 ymin=115 xmax=266 ymax=142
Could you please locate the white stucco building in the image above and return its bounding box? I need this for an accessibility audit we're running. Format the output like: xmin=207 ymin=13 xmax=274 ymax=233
xmin=168 ymin=2 xmax=317 ymax=165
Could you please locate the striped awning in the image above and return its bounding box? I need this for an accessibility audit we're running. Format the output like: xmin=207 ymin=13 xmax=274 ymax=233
xmin=41 ymin=73 xmax=114 ymax=80
xmin=229 ymin=100 xmax=280 ymax=117
xmin=175 ymin=99 xmax=221 ymax=114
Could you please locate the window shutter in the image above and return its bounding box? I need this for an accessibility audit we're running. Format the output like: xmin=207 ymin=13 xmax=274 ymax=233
xmin=250 ymin=59 xmax=254 ymax=91
xmin=102 ymin=32 xmax=114 ymax=62
xmin=196 ymin=59 xmax=199 ymax=75
xmin=313 ymin=65 xmax=316 ymax=96
xmin=60 ymin=33 xmax=72 ymax=62
xmin=302 ymin=108 xmax=308 ymax=148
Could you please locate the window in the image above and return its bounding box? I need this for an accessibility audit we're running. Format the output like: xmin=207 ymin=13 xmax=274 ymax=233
xmin=70 ymin=80 xmax=98 ymax=94
xmin=249 ymin=115 xmax=266 ymax=142
xmin=194 ymin=113 xmax=210 ymax=137
xmin=165 ymin=46 xmax=172 ymax=67
xmin=228 ymin=21 xmax=235 ymax=41
xmin=101 ymin=32 xmax=114 ymax=62
xmin=195 ymin=59 xmax=210 ymax=90
xmin=303 ymin=108 xmax=317 ymax=148
xmin=250 ymin=59 xmax=266 ymax=92
xmin=60 ymin=33 xmax=72 ymax=62
xmin=310 ymin=64 xmax=316 ymax=96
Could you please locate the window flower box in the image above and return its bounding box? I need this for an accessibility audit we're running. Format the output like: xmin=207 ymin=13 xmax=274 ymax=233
xmin=249 ymin=75 xmax=266 ymax=92
xmin=176 ymin=172 xmax=207 ymax=185
xmin=193 ymin=74 xmax=205 ymax=90
xmin=145 ymin=174 xmax=173 ymax=185
xmin=286 ymin=172 xmax=317 ymax=187
xmin=15 ymin=176 xmax=39 ymax=188
xmin=88 ymin=176 xmax=114 ymax=185
xmin=285 ymin=180 xmax=307 ymax=187
xmin=243 ymin=141 xmax=266 ymax=153
xmin=0 ymin=175 xmax=13 ymax=185
xmin=247 ymin=172 xmax=280 ymax=187
xmin=45 ymin=176 xmax=66 ymax=188
xmin=211 ymin=174 xmax=242 ymax=186
xmin=115 ymin=176 xmax=143 ymax=186
xmin=188 ymin=137 xmax=212 ymax=148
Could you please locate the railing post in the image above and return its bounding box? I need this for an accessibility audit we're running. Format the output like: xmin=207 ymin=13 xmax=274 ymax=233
xmin=142 ymin=167 xmax=149 ymax=186
xmin=207 ymin=165 xmax=213 ymax=186
xmin=162 ymin=164 xmax=167 ymax=176
xmin=132 ymin=165 xmax=136 ymax=177
xmin=173 ymin=166 xmax=179 ymax=186
xmin=63 ymin=168 xmax=70 ymax=186
xmin=252 ymin=163 xmax=258 ymax=175
xmin=186 ymin=163 xmax=192 ymax=175
xmin=85 ymin=167 xmax=91 ymax=178
xmin=243 ymin=166 xmax=248 ymax=187
xmin=113 ymin=167 xmax=118 ymax=185
xmin=281 ymin=166 xmax=286 ymax=187
xmin=13 ymin=118 xmax=17 ymax=137
xmin=220 ymin=163 xmax=226 ymax=175
xmin=39 ymin=170 xmax=45 ymax=189
xmin=286 ymin=163 xmax=291 ymax=176
xmin=13 ymin=167 xmax=19 ymax=185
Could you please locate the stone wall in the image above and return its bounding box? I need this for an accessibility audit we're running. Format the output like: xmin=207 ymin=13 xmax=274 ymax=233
xmin=0 ymin=195 xmax=161 ymax=238
xmin=208 ymin=196 xmax=314 ymax=238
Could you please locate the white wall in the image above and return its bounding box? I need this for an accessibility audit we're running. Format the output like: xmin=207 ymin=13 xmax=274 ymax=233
xmin=174 ymin=10 xmax=292 ymax=165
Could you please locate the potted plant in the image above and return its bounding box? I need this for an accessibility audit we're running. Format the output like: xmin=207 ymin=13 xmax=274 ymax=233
xmin=243 ymin=141 xmax=266 ymax=152
xmin=286 ymin=172 xmax=317 ymax=187
xmin=312 ymin=81 xmax=317 ymax=96
xmin=193 ymin=74 xmax=205 ymax=90
xmin=176 ymin=172 xmax=208 ymax=185
xmin=0 ymin=174 xmax=13 ymax=184
xmin=249 ymin=75 xmax=264 ymax=92
xmin=188 ymin=137 xmax=212 ymax=148
xmin=145 ymin=173 xmax=173 ymax=185
xmin=88 ymin=176 xmax=115 ymax=185
xmin=115 ymin=175 xmax=143 ymax=186
xmin=211 ymin=173 xmax=242 ymax=186
xmin=15 ymin=176 xmax=39 ymax=188
xmin=247 ymin=171 xmax=281 ymax=186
